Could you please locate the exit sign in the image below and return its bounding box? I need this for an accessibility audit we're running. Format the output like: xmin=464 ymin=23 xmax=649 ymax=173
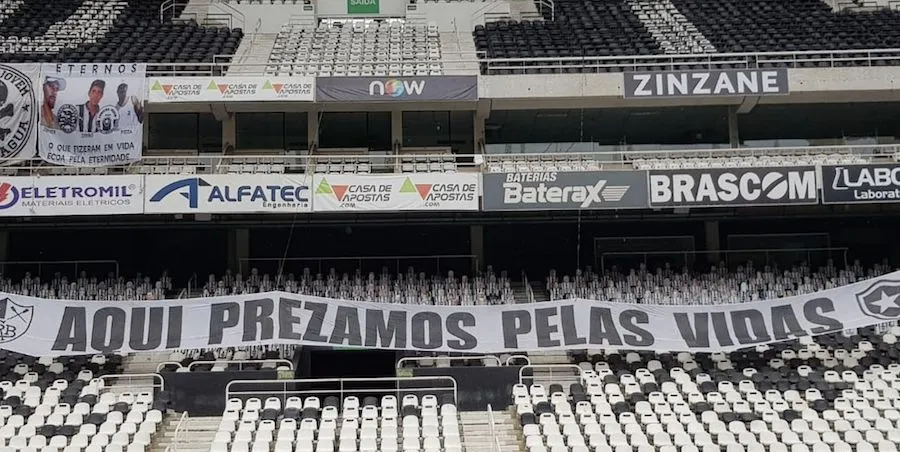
xmin=348 ymin=0 xmax=379 ymax=14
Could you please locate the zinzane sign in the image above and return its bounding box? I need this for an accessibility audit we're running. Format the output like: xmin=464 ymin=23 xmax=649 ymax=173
xmin=623 ymin=69 xmax=789 ymax=98
xmin=7 ymin=272 xmax=900 ymax=356
xmin=822 ymin=164 xmax=900 ymax=204
xmin=649 ymin=167 xmax=818 ymax=208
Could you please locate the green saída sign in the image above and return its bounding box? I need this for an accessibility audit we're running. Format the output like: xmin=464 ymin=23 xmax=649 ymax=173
xmin=348 ymin=0 xmax=379 ymax=14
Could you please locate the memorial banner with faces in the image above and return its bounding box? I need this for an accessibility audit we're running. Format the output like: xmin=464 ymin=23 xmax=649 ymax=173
xmin=3 ymin=271 xmax=900 ymax=356
xmin=38 ymin=63 xmax=145 ymax=167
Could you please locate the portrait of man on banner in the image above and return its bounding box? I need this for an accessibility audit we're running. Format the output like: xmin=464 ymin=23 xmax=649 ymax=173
xmin=116 ymin=82 xmax=143 ymax=130
xmin=38 ymin=63 xmax=147 ymax=167
xmin=40 ymin=76 xmax=64 ymax=130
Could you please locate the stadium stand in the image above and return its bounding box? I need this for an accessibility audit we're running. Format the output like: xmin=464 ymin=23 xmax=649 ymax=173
xmin=0 ymin=272 xmax=172 ymax=301
xmin=545 ymin=259 xmax=888 ymax=303
xmin=267 ymin=19 xmax=444 ymax=77
xmin=0 ymin=272 xmax=170 ymax=301
xmin=0 ymin=0 xmax=243 ymax=66
xmin=0 ymin=352 xmax=166 ymax=452
xmin=0 ymin=256 xmax=895 ymax=451
xmin=200 ymin=266 xmax=515 ymax=305
xmin=211 ymin=393 xmax=462 ymax=452
xmin=671 ymin=0 xmax=900 ymax=53
xmin=473 ymin=0 xmax=900 ymax=73
xmin=473 ymin=1 xmax=662 ymax=60
xmin=516 ymin=323 xmax=900 ymax=452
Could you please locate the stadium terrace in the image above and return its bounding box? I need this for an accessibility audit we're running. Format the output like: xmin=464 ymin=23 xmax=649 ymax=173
xmin=0 ymin=1 xmax=899 ymax=452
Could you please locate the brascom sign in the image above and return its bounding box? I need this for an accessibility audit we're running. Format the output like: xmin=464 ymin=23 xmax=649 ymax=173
xmin=649 ymin=167 xmax=819 ymax=208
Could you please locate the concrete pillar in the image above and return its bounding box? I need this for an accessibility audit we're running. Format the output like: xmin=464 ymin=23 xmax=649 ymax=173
xmin=142 ymin=116 xmax=149 ymax=149
xmin=473 ymin=114 xmax=485 ymax=152
xmin=391 ymin=110 xmax=403 ymax=148
xmin=228 ymin=228 xmax=250 ymax=275
xmin=470 ymin=225 xmax=484 ymax=272
xmin=727 ymin=107 xmax=740 ymax=147
xmin=704 ymin=221 xmax=721 ymax=265
xmin=308 ymin=112 xmax=319 ymax=149
xmin=0 ymin=230 xmax=10 ymax=262
xmin=222 ymin=112 xmax=236 ymax=151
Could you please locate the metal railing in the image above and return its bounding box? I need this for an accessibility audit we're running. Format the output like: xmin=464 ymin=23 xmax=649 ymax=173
xmin=599 ymin=247 xmax=850 ymax=273
xmin=98 ymin=373 xmax=166 ymax=392
xmin=397 ymin=355 xmax=503 ymax=368
xmin=481 ymin=48 xmax=900 ymax=74
xmin=159 ymin=0 xmax=183 ymax=23
xmin=505 ymin=354 xmax=531 ymax=366
xmin=164 ymin=411 xmax=189 ymax=452
xmin=482 ymin=144 xmax=900 ymax=165
xmin=188 ymin=359 xmax=293 ymax=371
xmin=518 ymin=364 xmax=583 ymax=386
xmin=487 ymin=404 xmax=503 ymax=452
xmin=522 ymin=272 xmax=536 ymax=303
xmin=215 ymin=1 xmax=246 ymax=29
xmin=2 ymin=144 xmax=896 ymax=176
xmin=136 ymin=48 xmax=900 ymax=76
xmin=156 ymin=359 xmax=294 ymax=373
xmin=225 ymin=376 xmax=458 ymax=408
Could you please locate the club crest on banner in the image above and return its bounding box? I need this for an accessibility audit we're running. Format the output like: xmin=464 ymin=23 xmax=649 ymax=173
xmin=0 ymin=64 xmax=38 ymax=163
xmin=0 ymin=297 xmax=33 ymax=343
xmin=856 ymin=279 xmax=900 ymax=320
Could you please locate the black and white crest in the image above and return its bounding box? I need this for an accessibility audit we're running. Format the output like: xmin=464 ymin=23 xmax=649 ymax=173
xmin=0 ymin=65 xmax=36 ymax=161
xmin=856 ymin=280 xmax=900 ymax=320
xmin=0 ymin=297 xmax=33 ymax=343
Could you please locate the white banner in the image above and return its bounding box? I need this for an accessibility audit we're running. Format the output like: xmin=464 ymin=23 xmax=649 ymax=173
xmin=145 ymin=174 xmax=312 ymax=214
xmin=4 ymin=272 xmax=900 ymax=356
xmin=0 ymin=175 xmax=143 ymax=216
xmin=38 ymin=63 xmax=145 ymax=167
xmin=0 ymin=64 xmax=39 ymax=164
xmin=147 ymin=77 xmax=315 ymax=103
xmin=313 ymin=173 xmax=479 ymax=211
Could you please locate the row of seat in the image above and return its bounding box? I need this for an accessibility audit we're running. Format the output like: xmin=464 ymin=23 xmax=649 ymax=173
xmin=203 ymin=267 xmax=515 ymax=306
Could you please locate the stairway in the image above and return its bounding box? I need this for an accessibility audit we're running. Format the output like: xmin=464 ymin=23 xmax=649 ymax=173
xmin=529 ymin=280 xmax=550 ymax=302
xmin=121 ymin=352 xmax=171 ymax=374
xmin=508 ymin=0 xmax=544 ymax=21
xmin=148 ymin=414 xmax=182 ymax=452
xmin=228 ymin=33 xmax=278 ymax=75
xmin=510 ymin=281 xmax=531 ymax=304
xmin=523 ymin=353 xmax=581 ymax=390
xmin=99 ymin=352 xmax=170 ymax=395
xmin=628 ymin=0 xmax=715 ymax=54
xmin=178 ymin=0 xmax=211 ymax=23
xmin=460 ymin=410 xmax=523 ymax=452
xmin=439 ymin=32 xmax=480 ymax=76
xmin=152 ymin=415 xmax=222 ymax=452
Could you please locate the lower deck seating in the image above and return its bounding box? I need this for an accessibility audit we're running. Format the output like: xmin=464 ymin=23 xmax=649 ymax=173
xmin=516 ymin=325 xmax=900 ymax=452
xmin=214 ymin=394 xmax=461 ymax=452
